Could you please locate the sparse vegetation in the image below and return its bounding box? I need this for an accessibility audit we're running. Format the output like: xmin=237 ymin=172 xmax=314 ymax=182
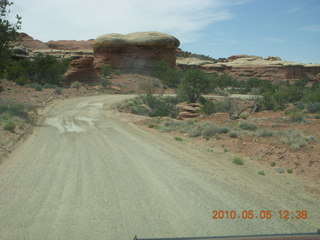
xmin=229 ymin=132 xmax=238 ymax=138
xmin=71 ymin=81 xmax=81 ymax=88
xmin=258 ymin=170 xmax=265 ymax=176
xmin=258 ymin=129 xmax=274 ymax=137
xmin=233 ymin=157 xmax=244 ymax=165
xmin=285 ymin=110 xmax=307 ymax=123
xmin=174 ymin=136 xmax=183 ymax=141
xmin=3 ymin=120 xmax=16 ymax=132
xmin=281 ymin=130 xmax=315 ymax=151
xmin=239 ymin=121 xmax=257 ymax=131
xmin=287 ymin=169 xmax=293 ymax=174
xmin=270 ymin=162 xmax=276 ymax=167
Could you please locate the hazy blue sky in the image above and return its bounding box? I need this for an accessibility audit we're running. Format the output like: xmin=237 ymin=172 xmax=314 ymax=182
xmin=11 ymin=0 xmax=320 ymax=63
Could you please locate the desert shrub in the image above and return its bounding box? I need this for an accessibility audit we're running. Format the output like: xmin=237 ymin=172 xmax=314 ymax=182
xmin=201 ymin=101 xmax=220 ymax=115
xmin=233 ymin=157 xmax=244 ymax=165
xmin=100 ymin=65 xmax=112 ymax=76
xmin=189 ymin=126 xmax=202 ymax=137
xmin=239 ymin=121 xmax=257 ymax=131
xmin=200 ymin=122 xmax=216 ymax=137
xmin=198 ymin=122 xmax=229 ymax=137
xmin=54 ymin=87 xmax=62 ymax=94
xmin=32 ymin=83 xmax=43 ymax=91
xmin=258 ymin=170 xmax=265 ymax=176
xmin=43 ymin=83 xmax=58 ymax=89
xmin=139 ymin=94 xmax=179 ymax=118
xmin=258 ymin=129 xmax=274 ymax=137
xmin=6 ymin=54 xmax=69 ymax=85
xmin=315 ymin=114 xmax=320 ymax=119
xmin=285 ymin=110 xmax=306 ymax=123
xmin=294 ymin=102 xmax=305 ymax=111
xmin=3 ymin=120 xmax=16 ymax=132
xmin=126 ymin=100 xmax=149 ymax=116
xmin=155 ymin=61 xmax=182 ymax=88
xmin=174 ymin=136 xmax=183 ymax=141
xmin=287 ymin=169 xmax=293 ymax=174
xmin=177 ymin=68 xmax=216 ymax=103
xmin=0 ymin=103 xmax=31 ymax=118
xmin=100 ymin=77 xmax=111 ymax=88
xmin=306 ymin=102 xmax=320 ymax=113
xmin=15 ymin=76 xmax=28 ymax=86
xmin=270 ymin=162 xmax=276 ymax=167
xmin=281 ymin=130 xmax=315 ymax=151
xmin=229 ymin=132 xmax=238 ymax=138
xmin=71 ymin=81 xmax=81 ymax=88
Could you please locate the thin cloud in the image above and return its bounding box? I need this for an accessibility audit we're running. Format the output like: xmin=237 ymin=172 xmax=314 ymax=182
xmin=301 ymin=25 xmax=320 ymax=32
xmin=11 ymin=0 xmax=244 ymax=43
xmin=285 ymin=7 xmax=301 ymax=14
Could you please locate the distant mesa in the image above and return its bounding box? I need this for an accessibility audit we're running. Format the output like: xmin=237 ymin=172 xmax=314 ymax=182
xmin=93 ymin=31 xmax=180 ymax=71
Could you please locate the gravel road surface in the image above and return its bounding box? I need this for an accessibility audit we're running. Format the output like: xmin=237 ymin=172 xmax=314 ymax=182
xmin=0 ymin=95 xmax=319 ymax=240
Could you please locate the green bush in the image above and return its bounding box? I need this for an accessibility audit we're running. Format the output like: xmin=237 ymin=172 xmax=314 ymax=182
xmin=155 ymin=61 xmax=182 ymax=88
xmin=3 ymin=120 xmax=16 ymax=132
xmin=270 ymin=161 xmax=276 ymax=167
xmin=239 ymin=122 xmax=257 ymax=131
xmin=15 ymin=76 xmax=28 ymax=86
xmin=281 ymin=130 xmax=315 ymax=151
xmin=287 ymin=169 xmax=293 ymax=174
xmin=229 ymin=132 xmax=238 ymax=138
xmin=100 ymin=77 xmax=111 ymax=88
xmin=258 ymin=129 xmax=274 ymax=137
xmin=174 ymin=136 xmax=183 ymax=141
xmin=139 ymin=94 xmax=179 ymax=118
xmin=71 ymin=81 xmax=81 ymax=88
xmin=306 ymin=102 xmax=320 ymax=113
xmin=0 ymin=103 xmax=31 ymax=118
xmin=6 ymin=54 xmax=69 ymax=85
xmin=177 ymin=68 xmax=216 ymax=103
xmin=258 ymin=170 xmax=265 ymax=176
xmin=54 ymin=87 xmax=62 ymax=94
xmin=201 ymin=100 xmax=222 ymax=115
xmin=285 ymin=110 xmax=306 ymax=123
xmin=100 ymin=65 xmax=112 ymax=76
xmin=233 ymin=157 xmax=244 ymax=165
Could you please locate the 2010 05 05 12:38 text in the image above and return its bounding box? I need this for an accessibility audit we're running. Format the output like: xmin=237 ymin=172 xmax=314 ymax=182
xmin=211 ymin=210 xmax=308 ymax=220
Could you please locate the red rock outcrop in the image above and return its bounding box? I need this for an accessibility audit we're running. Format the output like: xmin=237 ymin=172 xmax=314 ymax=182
xmin=64 ymin=57 xmax=98 ymax=83
xmin=19 ymin=33 xmax=49 ymax=50
xmin=178 ymin=56 xmax=320 ymax=83
xmin=46 ymin=40 xmax=94 ymax=51
xmin=93 ymin=32 xmax=180 ymax=72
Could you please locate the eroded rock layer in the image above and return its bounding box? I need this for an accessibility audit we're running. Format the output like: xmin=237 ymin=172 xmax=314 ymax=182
xmin=93 ymin=32 xmax=180 ymax=71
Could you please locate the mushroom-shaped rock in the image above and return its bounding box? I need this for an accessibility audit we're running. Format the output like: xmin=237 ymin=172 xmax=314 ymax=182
xmin=93 ymin=32 xmax=180 ymax=72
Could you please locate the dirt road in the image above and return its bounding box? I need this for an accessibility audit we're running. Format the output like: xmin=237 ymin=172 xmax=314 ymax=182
xmin=0 ymin=95 xmax=319 ymax=240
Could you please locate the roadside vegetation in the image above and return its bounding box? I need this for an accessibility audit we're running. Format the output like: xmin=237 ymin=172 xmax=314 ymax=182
xmin=0 ymin=102 xmax=35 ymax=132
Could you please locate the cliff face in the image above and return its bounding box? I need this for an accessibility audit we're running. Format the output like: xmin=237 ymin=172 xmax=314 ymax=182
xmin=93 ymin=32 xmax=180 ymax=72
xmin=177 ymin=55 xmax=320 ymax=83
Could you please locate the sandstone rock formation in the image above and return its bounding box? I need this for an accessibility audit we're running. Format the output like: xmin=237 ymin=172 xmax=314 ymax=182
xmin=19 ymin=33 xmax=49 ymax=50
xmin=93 ymin=32 xmax=180 ymax=72
xmin=177 ymin=55 xmax=320 ymax=83
xmin=64 ymin=57 xmax=98 ymax=83
xmin=46 ymin=40 xmax=94 ymax=51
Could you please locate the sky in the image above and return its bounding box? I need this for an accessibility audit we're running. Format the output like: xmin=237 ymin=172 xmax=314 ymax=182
xmin=10 ymin=0 xmax=320 ymax=63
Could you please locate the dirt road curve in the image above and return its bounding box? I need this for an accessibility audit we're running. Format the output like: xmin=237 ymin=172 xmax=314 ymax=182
xmin=0 ymin=95 xmax=319 ymax=240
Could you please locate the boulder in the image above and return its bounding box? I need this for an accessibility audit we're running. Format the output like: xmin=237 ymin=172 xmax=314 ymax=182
xmin=64 ymin=57 xmax=98 ymax=83
xmin=93 ymin=31 xmax=180 ymax=72
xmin=176 ymin=112 xmax=200 ymax=120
